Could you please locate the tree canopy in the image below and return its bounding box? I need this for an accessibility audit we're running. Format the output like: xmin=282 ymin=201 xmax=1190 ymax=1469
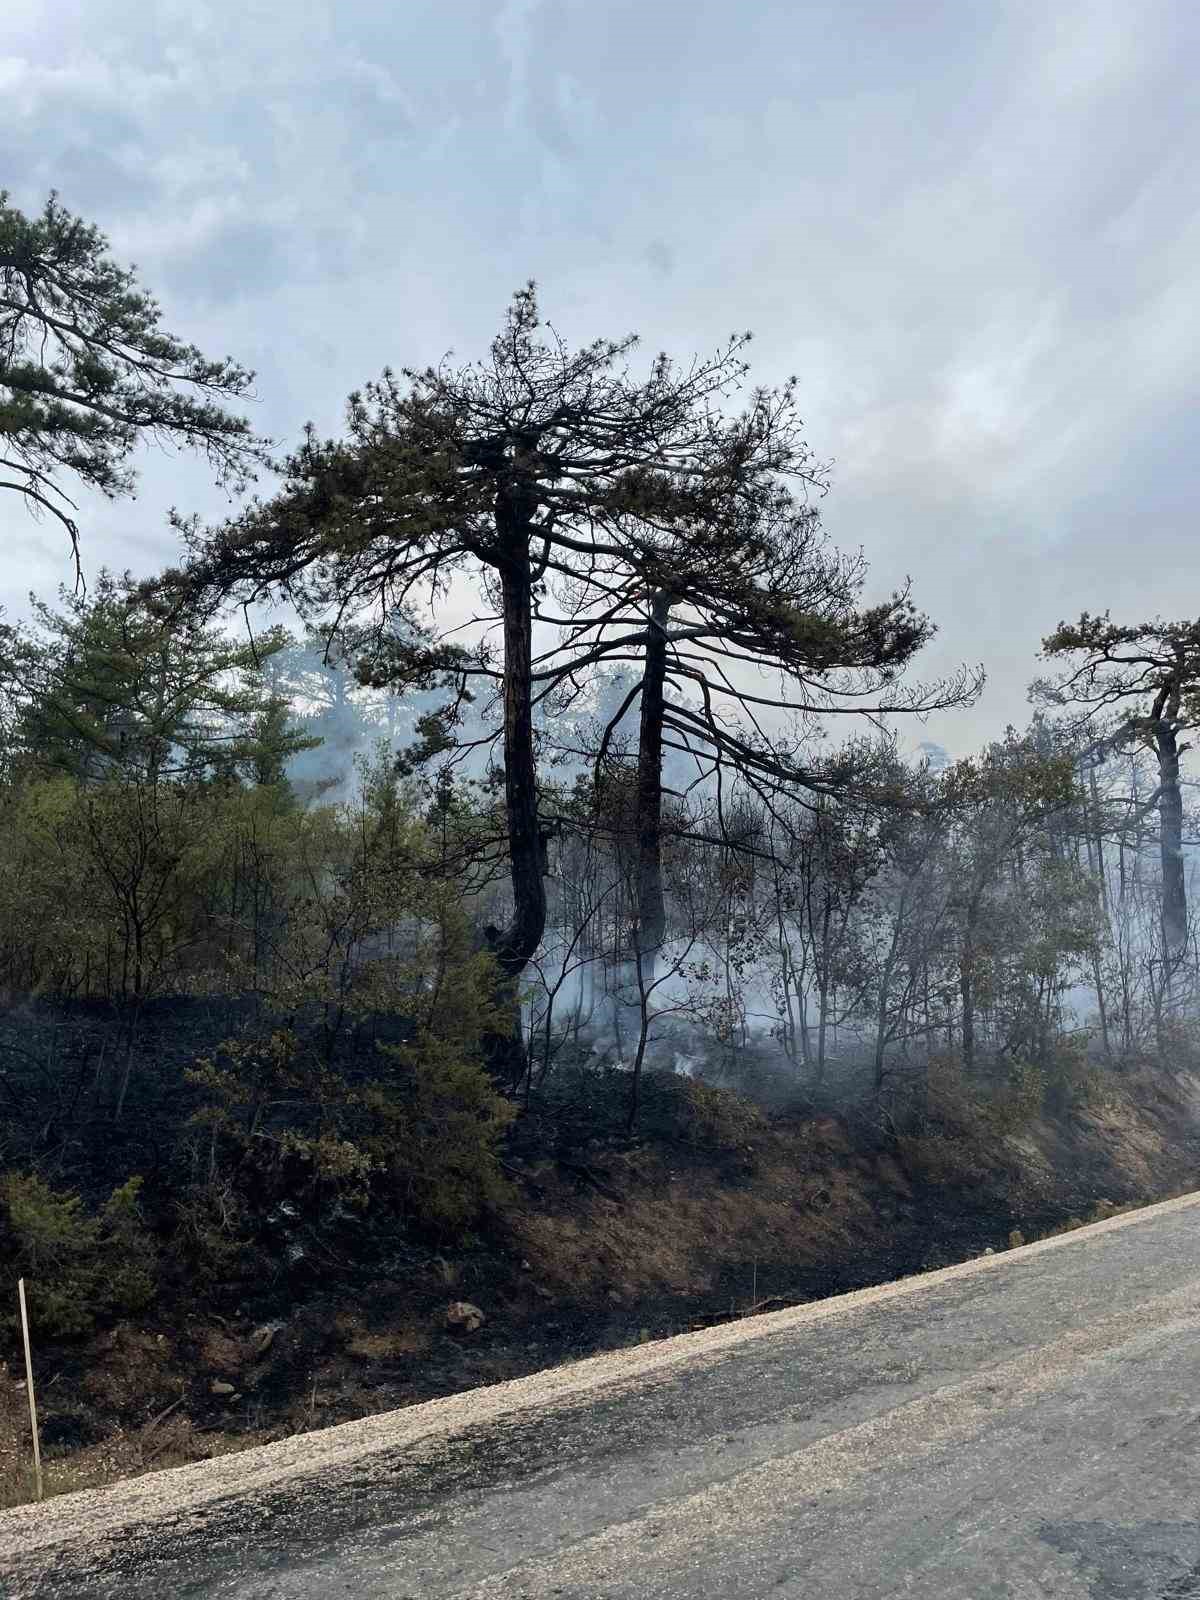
xmin=0 ymin=190 xmax=271 ymax=581
xmin=1036 ymin=612 xmax=1200 ymax=961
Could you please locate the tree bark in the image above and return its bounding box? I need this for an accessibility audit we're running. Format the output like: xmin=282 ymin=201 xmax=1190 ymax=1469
xmin=1155 ymin=721 xmax=1187 ymax=964
xmin=1088 ymin=770 xmax=1110 ymax=923
xmin=816 ymin=899 xmax=832 ymax=1082
xmin=633 ymin=590 xmax=673 ymax=989
xmin=481 ymin=504 xmax=547 ymax=1085
xmin=960 ymin=893 xmax=979 ymax=1074
xmin=873 ymin=892 xmax=908 ymax=1093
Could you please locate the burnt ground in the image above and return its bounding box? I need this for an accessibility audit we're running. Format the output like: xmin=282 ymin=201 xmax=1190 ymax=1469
xmin=2 ymin=1055 xmax=1199 ymax=1508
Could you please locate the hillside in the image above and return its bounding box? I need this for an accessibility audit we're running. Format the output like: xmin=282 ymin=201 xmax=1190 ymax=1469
xmin=4 ymin=1055 xmax=1198 ymax=1509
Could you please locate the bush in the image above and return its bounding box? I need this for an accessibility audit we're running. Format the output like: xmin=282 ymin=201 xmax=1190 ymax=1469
xmin=0 ymin=1172 xmax=159 ymax=1341
xmin=990 ymin=1060 xmax=1046 ymax=1134
xmin=904 ymin=1053 xmax=983 ymax=1139
xmin=895 ymin=1132 xmax=989 ymax=1188
xmin=679 ymin=1078 xmax=767 ymax=1153
xmin=187 ymin=1010 xmax=520 ymax=1250
xmin=169 ymin=1168 xmax=259 ymax=1291
xmin=99 ymin=1178 xmax=158 ymax=1314
xmin=359 ymin=1038 xmax=519 ymax=1240
xmin=1041 ymin=1037 xmax=1120 ymax=1113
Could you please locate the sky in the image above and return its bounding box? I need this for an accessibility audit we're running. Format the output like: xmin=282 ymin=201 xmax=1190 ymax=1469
xmin=3 ymin=0 xmax=1199 ymax=759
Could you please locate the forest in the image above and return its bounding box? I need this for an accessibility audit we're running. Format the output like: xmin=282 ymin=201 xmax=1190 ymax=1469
xmin=1 ymin=192 xmax=1199 ymax=1487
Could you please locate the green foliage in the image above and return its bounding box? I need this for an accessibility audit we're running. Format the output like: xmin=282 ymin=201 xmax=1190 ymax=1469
xmin=0 ymin=188 xmax=270 ymax=569
xmin=358 ymin=1039 xmax=519 ymax=1238
xmin=98 ymin=1178 xmax=159 ymax=1314
xmin=1038 ymin=612 xmax=1200 ymax=730
xmin=178 ymin=748 xmax=518 ymax=1247
xmin=989 ymin=1059 xmax=1046 ymax=1134
xmin=0 ymin=1172 xmax=158 ymax=1341
xmin=11 ymin=570 xmax=316 ymax=787
xmin=678 ymin=1078 xmax=767 ymax=1152
xmin=188 ymin=1027 xmax=518 ymax=1246
xmin=0 ymin=768 xmax=221 ymax=1005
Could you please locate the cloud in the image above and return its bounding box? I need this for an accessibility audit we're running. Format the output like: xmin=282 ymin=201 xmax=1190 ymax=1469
xmin=0 ymin=0 xmax=1195 ymax=762
xmin=493 ymin=0 xmax=543 ymax=136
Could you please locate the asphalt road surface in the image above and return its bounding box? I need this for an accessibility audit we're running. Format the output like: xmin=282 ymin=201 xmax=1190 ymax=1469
xmin=3 ymin=1190 xmax=1200 ymax=1598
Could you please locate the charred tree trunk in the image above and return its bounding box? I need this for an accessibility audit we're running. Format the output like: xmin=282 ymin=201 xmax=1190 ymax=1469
xmin=1089 ymin=769 xmax=1110 ymax=923
xmin=1154 ymin=715 xmax=1187 ymax=967
xmin=633 ymin=589 xmax=673 ymax=989
xmin=960 ymin=892 xmax=979 ymax=1074
xmin=873 ymin=896 xmax=908 ymax=1094
xmin=481 ymin=499 xmax=547 ymax=1087
xmin=816 ymin=899 xmax=832 ymax=1082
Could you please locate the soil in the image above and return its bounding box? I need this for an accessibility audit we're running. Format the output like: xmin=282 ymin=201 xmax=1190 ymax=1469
xmin=3 ymin=1062 xmax=1199 ymax=1509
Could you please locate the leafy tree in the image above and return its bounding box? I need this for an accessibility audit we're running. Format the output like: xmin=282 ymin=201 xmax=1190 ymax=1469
xmin=941 ymin=727 xmax=1078 ymax=1073
xmin=855 ymin=764 xmax=957 ymax=1091
xmin=12 ymin=569 xmax=316 ymax=786
xmin=0 ymin=190 xmax=271 ymax=579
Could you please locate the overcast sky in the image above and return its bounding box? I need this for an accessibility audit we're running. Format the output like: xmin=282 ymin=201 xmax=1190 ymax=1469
xmin=4 ymin=0 xmax=1198 ymax=756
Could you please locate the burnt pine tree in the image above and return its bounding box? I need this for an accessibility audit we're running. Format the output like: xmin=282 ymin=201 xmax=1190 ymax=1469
xmin=0 ymin=190 xmax=271 ymax=581
xmin=534 ymin=507 xmax=981 ymax=985
xmin=147 ymin=284 xmax=853 ymax=1079
xmin=1035 ymin=614 xmax=1200 ymax=966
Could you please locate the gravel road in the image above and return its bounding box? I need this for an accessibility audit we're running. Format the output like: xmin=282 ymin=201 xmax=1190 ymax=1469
xmin=3 ymin=1189 xmax=1200 ymax=1598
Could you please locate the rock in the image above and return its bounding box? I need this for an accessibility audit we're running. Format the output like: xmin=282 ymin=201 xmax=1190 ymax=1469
xmin=250 ymin=1325 xmax=277 ymax=1358
xmin=444 ymin=1300 xmax=485 ymax=1334
xmin=209 ymin=1379 xmax=236 ymax=1396
xmin=198 ymin=1329 xmax=244 ymax=1376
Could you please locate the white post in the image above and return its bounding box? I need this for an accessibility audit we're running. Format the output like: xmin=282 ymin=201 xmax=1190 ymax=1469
xmin=17 ymin=1278 xmax=43 ymax=1502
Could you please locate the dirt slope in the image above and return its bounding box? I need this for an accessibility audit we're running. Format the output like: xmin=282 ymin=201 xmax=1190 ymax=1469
xmin=2 ymin=1065 xmax=1198 ymax=1509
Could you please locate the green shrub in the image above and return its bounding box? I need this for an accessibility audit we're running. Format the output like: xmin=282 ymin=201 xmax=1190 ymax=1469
xmin=0 ymin=1172 xmax=100 ymax=1338
xmin=187 ymin=1012 xmax=519 ymax=1249
xmin=359 ymin=1038 xmax=519 ymax=1240
xmin=0 ymin=1172 xmax=159 ymax=1341
xmin=680 ymin=1079 xmax=767 ymax=1153
xmin=98 ymin=1178 xmax=157 ymax=1314
xmin=991 ymin=1060 xmax=1046 ymax=1134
